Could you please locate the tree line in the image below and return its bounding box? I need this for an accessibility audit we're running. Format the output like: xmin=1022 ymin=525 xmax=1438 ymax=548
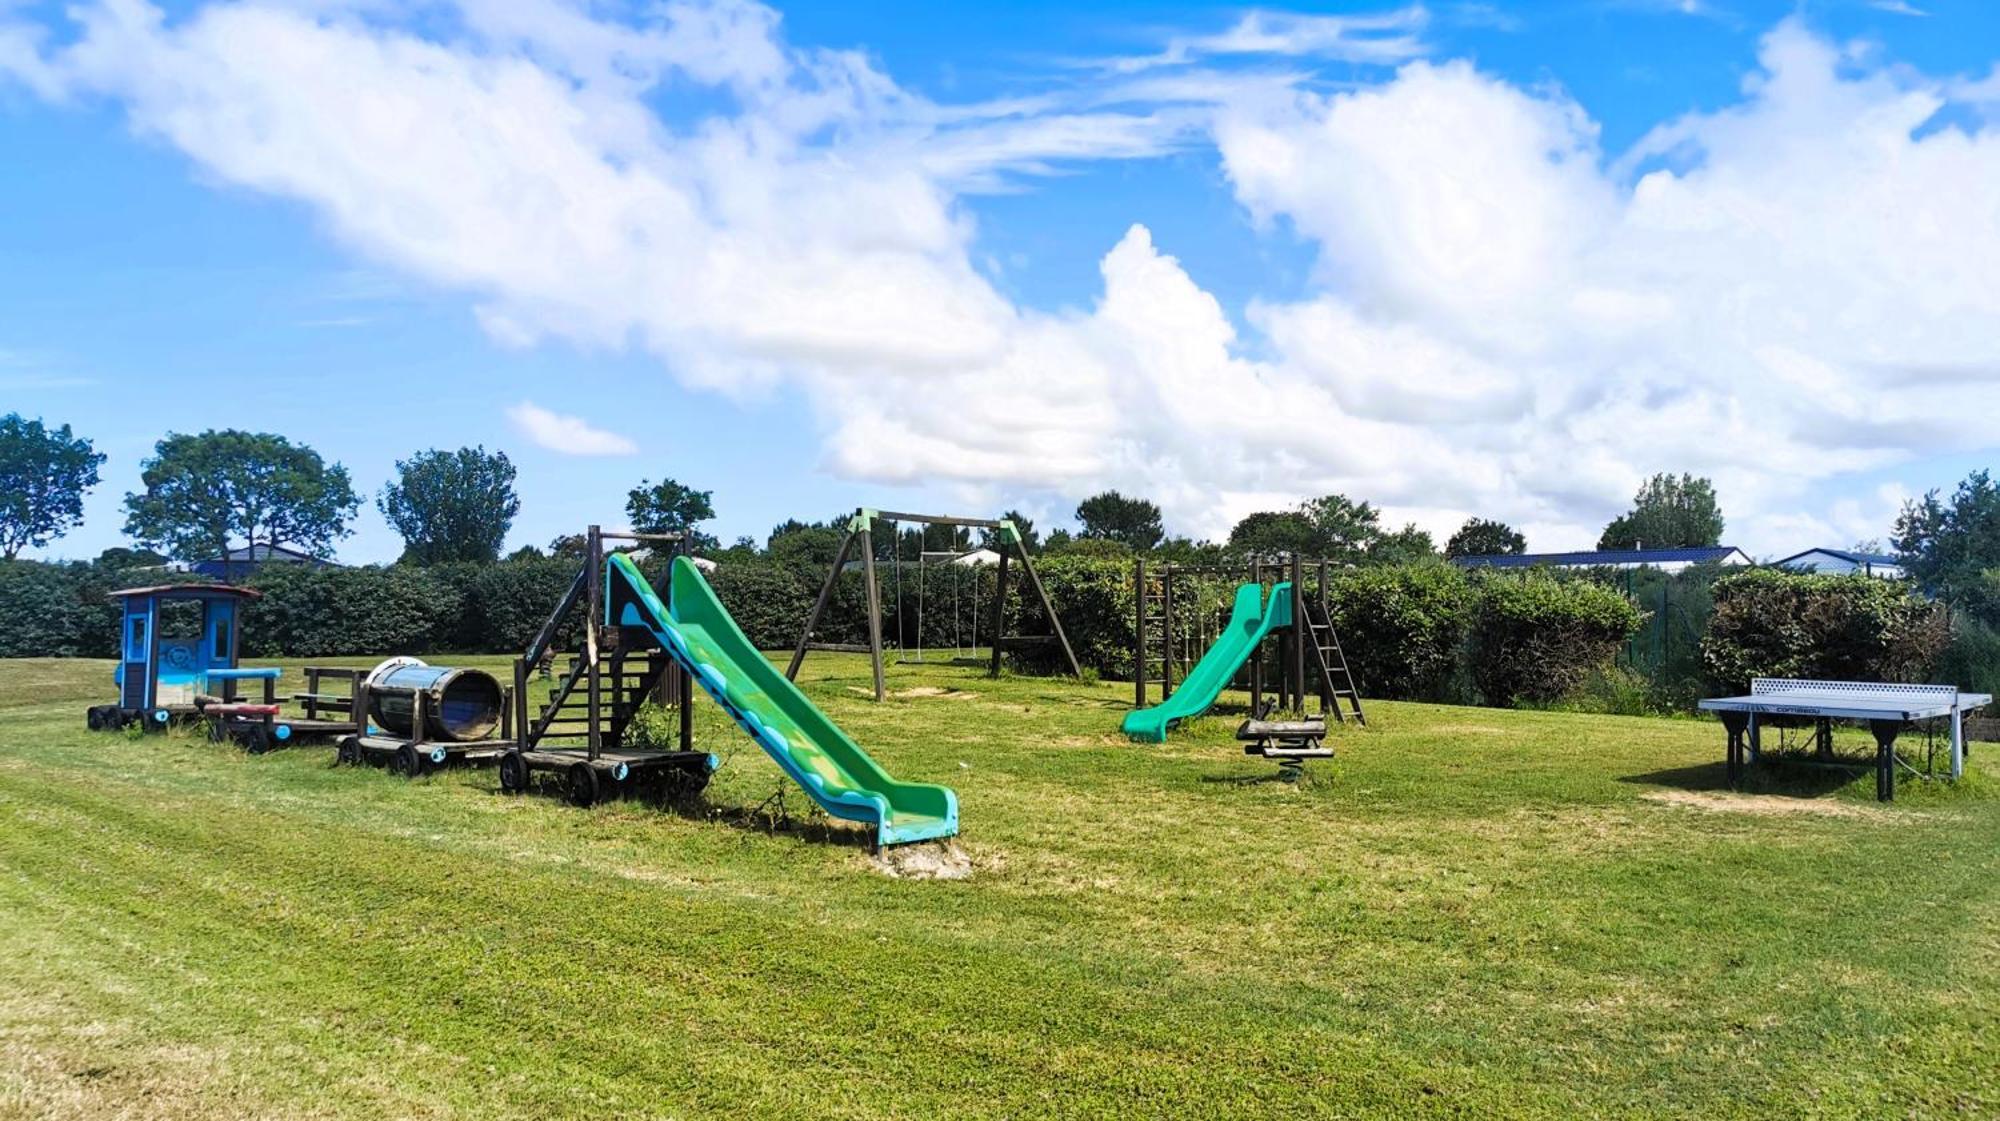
xmin=5 ymin=411 xmax=1993 ymax=633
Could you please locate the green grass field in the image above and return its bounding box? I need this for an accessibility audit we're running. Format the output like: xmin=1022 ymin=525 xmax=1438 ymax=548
xmin=2 ymin=652 xmax=1996 ymax=1119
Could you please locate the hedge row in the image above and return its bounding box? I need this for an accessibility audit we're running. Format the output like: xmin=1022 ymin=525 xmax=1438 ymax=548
xmin=0 ymin=555 xmax=1646 ymax=708
xmin=1701 ymin=568 xmax=1950 ymax=690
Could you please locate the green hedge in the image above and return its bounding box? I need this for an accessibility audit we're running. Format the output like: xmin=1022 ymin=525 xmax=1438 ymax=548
xmin=1468 ymin=573 xmax=1645 ymax=706
xmin=1323 ymin=564 xmax=1474 ymax=701
xmin=1701 ymin=569 xmax=1950 ymax=690
xmin=1 ymin=553 xmax=1654 ymax=711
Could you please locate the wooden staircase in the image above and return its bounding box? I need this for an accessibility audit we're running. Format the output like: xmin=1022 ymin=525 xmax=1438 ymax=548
xmin=529 ymin=650 xmax=672 ymax=747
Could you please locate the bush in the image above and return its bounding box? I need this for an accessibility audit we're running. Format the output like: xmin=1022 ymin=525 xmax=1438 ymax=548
xmin=1701 ymin=569 xmax=1949 ymax=691
xmin=1936 ymin=618 xmax=2000 ymax=697
xmin=0 ymin=561 xmax=106 ymax=657
xmin=1321 ymin=563 xmax=1475 ymax=700
xmin=1470 ymin=573 xmax=1644 ymax=706
xmin=241 ymin=565 xmax=464 ymax=658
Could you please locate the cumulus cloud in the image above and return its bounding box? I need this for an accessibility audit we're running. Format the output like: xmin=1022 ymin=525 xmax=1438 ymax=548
xmin=506 ymin=401 xmax=638 ymax=456
xmin=3 ymin=2 xmax=1998 ymax=550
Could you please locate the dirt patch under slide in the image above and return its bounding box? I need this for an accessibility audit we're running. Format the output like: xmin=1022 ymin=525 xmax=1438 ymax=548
xmin=871 ymin=840 xmax=975 ymax=880
xmin=1641 ymin=789 xmax=1899 ymax=820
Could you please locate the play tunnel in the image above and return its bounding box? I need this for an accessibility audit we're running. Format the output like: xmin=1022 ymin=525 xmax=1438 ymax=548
xmin=365 ymin=658 xmax=504 ymax=742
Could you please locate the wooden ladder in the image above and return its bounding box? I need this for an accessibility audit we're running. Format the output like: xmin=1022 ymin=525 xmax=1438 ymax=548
xmin=1303 ymin=601 xmax=1366 ymax=726
xmin=533 ymin=653 xmax=669 ymax=746
xmin=1138 ymin=576 xmax=1172 ymax=700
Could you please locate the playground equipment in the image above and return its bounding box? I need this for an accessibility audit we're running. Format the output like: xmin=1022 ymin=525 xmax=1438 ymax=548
xmin=335 ymin=658 xmax=516 ymax=775
xmin=87 ymin=583 xmax=262 ymax=732
xmin=500 ymin=527 xmax=714 ymax=804
xmin=1700 ymin=678 xmax=1993 ymax=801
xmin=1124 ymin=555 xmax=1365 ymax=761
xmin=788 ymin=508 xmax=1079 ymax=701
xmin=84 ymin=583 xmax=345 ymax=751
xmin=909 ymin=548 xmax=987 ymax=663
xmin=502 ymin=526 xmax=957 ymax=847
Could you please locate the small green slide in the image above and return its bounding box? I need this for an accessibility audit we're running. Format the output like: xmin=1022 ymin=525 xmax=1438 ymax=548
xmin=605 ymin=553 xmax=957 ymax=847
xmin=1121 ymin=581 xmax=1295 ymax=743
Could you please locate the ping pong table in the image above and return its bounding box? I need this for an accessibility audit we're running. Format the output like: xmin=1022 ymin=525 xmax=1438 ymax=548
xmin=1699 ymin=679 xmax=1992 ymax=801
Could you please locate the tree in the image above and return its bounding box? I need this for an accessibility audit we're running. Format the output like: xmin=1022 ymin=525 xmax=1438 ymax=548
xmin=378 ymin=446 xmax=520 ymax=565
xmin=625 ymin=477 xmax=717 ymax=552
xmin=1299 ymin=494 xmax=1383 ymax=561
xmin=984 ymin=509 xmax=1039 ymax=554
xmin=94 ymin=546 xmax=167 ymax=570
xmin=547 ymin=534 xmax=588 ymax=560
xmin=1228 ymin=493 xmax=1383 ymax=561
xmin=768 ymin=521 xmax=845 ymax=568
xmin=1227 ymin=511 xmax=1324 ymax=557
xmin=1894 ymin=469 xmax=2000 ymax=612
xmin=1597 ymin=473 xmax=1725 ymax=551
xmin=1076 ymin=491 xmax=1163 ymax=551
xmin=1369 ymin=524 xmax=1438 ymax=566
xmin=0 ymin=414 xmax=105 ymax=560
xmin=1446 ymin=517 xmax=1527 ymax=558
xmin=123 ymin=430 xmax=357 ymax=563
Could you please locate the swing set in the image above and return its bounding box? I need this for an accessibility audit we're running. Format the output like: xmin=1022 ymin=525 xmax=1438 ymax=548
xmin=787 ymin=508 xmax=1081 ymax=701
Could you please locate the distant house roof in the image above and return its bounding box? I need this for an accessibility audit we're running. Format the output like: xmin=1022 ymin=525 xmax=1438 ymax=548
xmin=1772 ymin=548 xmax=1905 ymax=571
xmin=1452 ymin=546 xmax=1753 ymax=571
xmin=190 ymin=542 xmax=336 ymax=579
xmin=107 ymin=582 xmax=262 ymax=601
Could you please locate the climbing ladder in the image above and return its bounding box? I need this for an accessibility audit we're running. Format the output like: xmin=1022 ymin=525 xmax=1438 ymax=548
xmin=1302 ymin=599 xmax=1366 ymax=726
xmin=1134 ymin=562 xmax=1174 ymax=706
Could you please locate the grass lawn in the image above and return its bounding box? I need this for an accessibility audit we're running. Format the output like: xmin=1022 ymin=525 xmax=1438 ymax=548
xmin=1 ymin=651 xmax=1997 ymax=1119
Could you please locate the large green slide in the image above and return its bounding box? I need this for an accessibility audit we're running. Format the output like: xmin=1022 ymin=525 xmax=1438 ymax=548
xmin=1121 ymin=581 xmax=1295 ymax=743
xmin=606 ymin=553 xmax=957 ymax=847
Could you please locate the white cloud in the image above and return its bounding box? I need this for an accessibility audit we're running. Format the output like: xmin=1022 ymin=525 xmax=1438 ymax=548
xmin=3 ymin=4 xmax=1998 ymax=552
xmin=1099 ymin=7 xmax=1430 ymax=75
xmin=505 ymin=401 xmax=638 ymax=456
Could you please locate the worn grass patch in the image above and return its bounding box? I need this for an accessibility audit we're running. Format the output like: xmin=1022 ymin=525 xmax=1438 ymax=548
xmin=1 ymin=653 xmax=1997 ymax=1119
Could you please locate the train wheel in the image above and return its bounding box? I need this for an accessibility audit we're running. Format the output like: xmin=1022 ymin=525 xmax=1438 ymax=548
xmin=566 ymin=762 xmax=599 ymax=808
xmin=208 ymin=719 xmax=230 ymax=744
xmin=498 ymin=750 xmax=529 ymax=794
xmin=239 ymin=725 xmax=273 ymax=755
xmin=393 ymin=744 xmax=424 ymax=778
xmin=86 ymin=706 xmax=103 ymax=732
xmin=335 ymin=737 xmax=361 ymax=766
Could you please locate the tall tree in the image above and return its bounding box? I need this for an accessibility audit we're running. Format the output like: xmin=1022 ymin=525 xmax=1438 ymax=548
xmin=983 ymin=509 xmax=1039 ymax=554
xmin=625 ymin=476 xmax=717 ymax=551
xmin=1446 ymin=517 xmax=1527 ymax=558
xmin=1075 ymin=491 xmax=1163 ymax=551
xmin=378 ymin=446 xmax=520 ymax=565
xmin=1368 ymin=524 xmax=1438 ymax=566
xmin=1894 ymin=469 xmax=2000 ymax=611
xmin=0 ymin=414 xmax=106 ymax=560
xmin=123 ymin=430 xmax=357 ymax=563
xmin=1597 ymin=473 xmax=1725 ymax=550
xmin=1299 ymin=493 xmax=1383 ymax=561
xmin=1227 ymin=511 xmax=1324 ymax=557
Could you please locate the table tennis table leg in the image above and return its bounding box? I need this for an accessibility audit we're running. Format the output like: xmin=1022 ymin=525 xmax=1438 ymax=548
xmin=1868 ymin=720 xmax=1899 ymax=802
xmin=1720 ymin=712 xmax=1748 ymax=788
xmin=1747 ymin=712 xmax=1761 ymax=763
xmin=1951 ymin=707 xmax=1964 ymax=781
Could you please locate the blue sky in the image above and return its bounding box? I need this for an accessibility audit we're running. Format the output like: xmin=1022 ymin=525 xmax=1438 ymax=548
xmin=4 ymin=0 xmax=1998 ymax=562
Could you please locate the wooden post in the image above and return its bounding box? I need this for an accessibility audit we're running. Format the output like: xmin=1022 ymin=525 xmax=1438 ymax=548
xmin=990 ymin=550 xmax=1010 ymax=679
xmin=1249 ymin=559 xmax=1263 ymax=714
xmin=1290 ymin=553 xmax=1306 ymax=718
xmin=1133 ymin=557 xmax=1146 ymax=709
xmin=351 ymin=673 xmax=366 ymax=736
xmin=512 ymin=659 xmax=528 ymax=749
xmin=786 ymin=529 xmax=856 ymax=681
xmin=858 ymin=523 xmax=886 ymax=702
xmin=304 ymin=667 xmax=318 ymax=720
xmin=680 ymin=671 xmax=695 ymax=752
xmin=1162 ymin=565 xmax=1176 ymax=700
xmin=586 ymin=525 xmax=602 ymax=761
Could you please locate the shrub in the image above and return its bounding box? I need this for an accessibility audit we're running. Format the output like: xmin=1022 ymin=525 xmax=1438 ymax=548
xmin=1936 ymin=618 xmax=2000 ymax=697
xmin=1470 ymin=573 xmax=1644 ymax=706
xmin=1701 ymin=569 xmax=1949 ymax=691
xmin=241 ymin=565 xmax=463 ymax=658
xmin=1321 ymin=563 xmax=1475 ymax=700
xmin=0 ymin=561 xmax=104 ymax=657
